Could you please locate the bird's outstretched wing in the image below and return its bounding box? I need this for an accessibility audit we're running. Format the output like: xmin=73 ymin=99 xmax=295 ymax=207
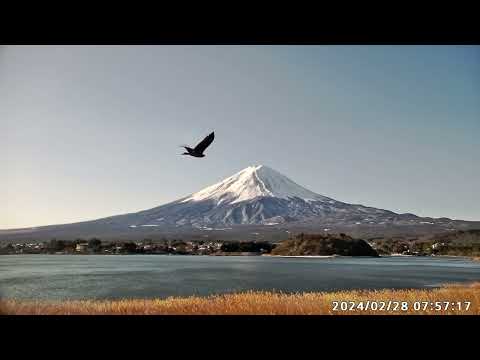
xmin=193 ymin=132 xmax=214 ymax=153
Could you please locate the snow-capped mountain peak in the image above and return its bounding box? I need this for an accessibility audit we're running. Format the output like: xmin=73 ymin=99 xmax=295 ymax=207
xmin=181 ymin=165 xmax=331 ymax=205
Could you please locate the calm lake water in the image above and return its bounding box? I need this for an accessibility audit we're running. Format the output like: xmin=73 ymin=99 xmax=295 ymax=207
xmin=1 ymin=255 xmax=479 ymax=300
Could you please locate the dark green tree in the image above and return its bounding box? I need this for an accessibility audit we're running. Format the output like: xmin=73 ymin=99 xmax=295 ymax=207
xmin=47 ymin=239 xmax=66 ymax=252
xmin=123 ymin=242 xmax=137 ymax=253
xmin=88 ymin=238 xmax=102 ymax=252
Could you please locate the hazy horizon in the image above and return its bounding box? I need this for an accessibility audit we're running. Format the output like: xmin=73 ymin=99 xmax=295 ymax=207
xmin=2 ymin=45 xmax=479 ymax=229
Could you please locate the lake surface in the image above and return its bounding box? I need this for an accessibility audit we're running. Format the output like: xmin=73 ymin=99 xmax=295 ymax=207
xmin=1 ymin=255 xmax=479 ymax=300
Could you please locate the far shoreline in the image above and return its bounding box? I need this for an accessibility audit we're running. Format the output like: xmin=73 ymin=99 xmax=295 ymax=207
xmin=263 ymin=254 xmax=337 ymax=258
xmin=1 ymin=253 xmax=479 ymax=261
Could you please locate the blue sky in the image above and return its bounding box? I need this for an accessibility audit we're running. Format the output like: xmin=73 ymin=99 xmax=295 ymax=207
xmin=1 ymin=45 xmax=479 ymax=228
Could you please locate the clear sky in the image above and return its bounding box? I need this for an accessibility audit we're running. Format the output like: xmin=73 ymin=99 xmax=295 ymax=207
xmin=1 ymin=45 xmax=479 ymax=229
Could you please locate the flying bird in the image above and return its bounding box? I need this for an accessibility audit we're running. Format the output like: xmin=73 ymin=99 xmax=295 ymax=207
xmin=181 ymin=131 xmax=215 ymax=158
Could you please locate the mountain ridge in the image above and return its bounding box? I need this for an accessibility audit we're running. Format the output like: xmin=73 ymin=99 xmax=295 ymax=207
xmin=1 ymin=165 xmax=479 ymax=242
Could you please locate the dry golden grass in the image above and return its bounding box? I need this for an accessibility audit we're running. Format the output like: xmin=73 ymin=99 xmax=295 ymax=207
xmin=1 ymin=282 xmax=479 ymax=315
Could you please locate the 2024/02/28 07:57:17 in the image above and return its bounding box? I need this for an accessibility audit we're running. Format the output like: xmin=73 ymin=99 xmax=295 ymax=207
xmin=331 ymin=300 xmax=472 ymax=312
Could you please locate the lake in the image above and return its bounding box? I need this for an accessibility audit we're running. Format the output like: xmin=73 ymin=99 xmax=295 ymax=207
xmin=0 ymin=255 xmax=479 ymax=300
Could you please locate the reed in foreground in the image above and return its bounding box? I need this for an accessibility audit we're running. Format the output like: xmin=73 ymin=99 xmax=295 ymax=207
xmin=2 ymin=282 xmax=479 ymax=315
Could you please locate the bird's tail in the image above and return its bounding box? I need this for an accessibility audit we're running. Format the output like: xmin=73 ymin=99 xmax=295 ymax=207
xmin=179 ymin=145 xmax=192 ymax=155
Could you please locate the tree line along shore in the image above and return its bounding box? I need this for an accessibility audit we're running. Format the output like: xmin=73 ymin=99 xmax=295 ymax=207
xmin=1 ymin=230 xmax=479 ymax=258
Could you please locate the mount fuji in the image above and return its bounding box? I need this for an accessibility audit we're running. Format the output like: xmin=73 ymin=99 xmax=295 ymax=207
xmin=2 ymin=165 xmax=479 ymax=242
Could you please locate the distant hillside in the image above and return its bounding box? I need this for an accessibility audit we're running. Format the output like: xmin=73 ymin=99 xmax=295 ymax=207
xmin=370 ymin=230 xmax=480 ymax=256
xmin=271 ymin=233 xmax=379 ymax=257
xmin=418 ymin=229 xmax=480 ymax=245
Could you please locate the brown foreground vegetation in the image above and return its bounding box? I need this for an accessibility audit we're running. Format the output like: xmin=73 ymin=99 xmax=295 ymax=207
xmin=1 ymin=282 xmax=479 ymax=315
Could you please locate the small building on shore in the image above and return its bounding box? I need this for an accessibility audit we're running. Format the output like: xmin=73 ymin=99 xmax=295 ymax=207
xmin=76 ymin=243 xmax=88 ymax=252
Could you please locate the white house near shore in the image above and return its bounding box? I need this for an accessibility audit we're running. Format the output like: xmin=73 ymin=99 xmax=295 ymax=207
xmin=76 ymin=243 xmax=88 ymax=252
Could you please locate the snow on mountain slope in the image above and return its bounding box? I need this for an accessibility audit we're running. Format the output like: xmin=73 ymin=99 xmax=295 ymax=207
xmin=124 ymin=164 xmax=396 ymax=226
xmin=181 ymin=165 xmax=333 ymax=205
